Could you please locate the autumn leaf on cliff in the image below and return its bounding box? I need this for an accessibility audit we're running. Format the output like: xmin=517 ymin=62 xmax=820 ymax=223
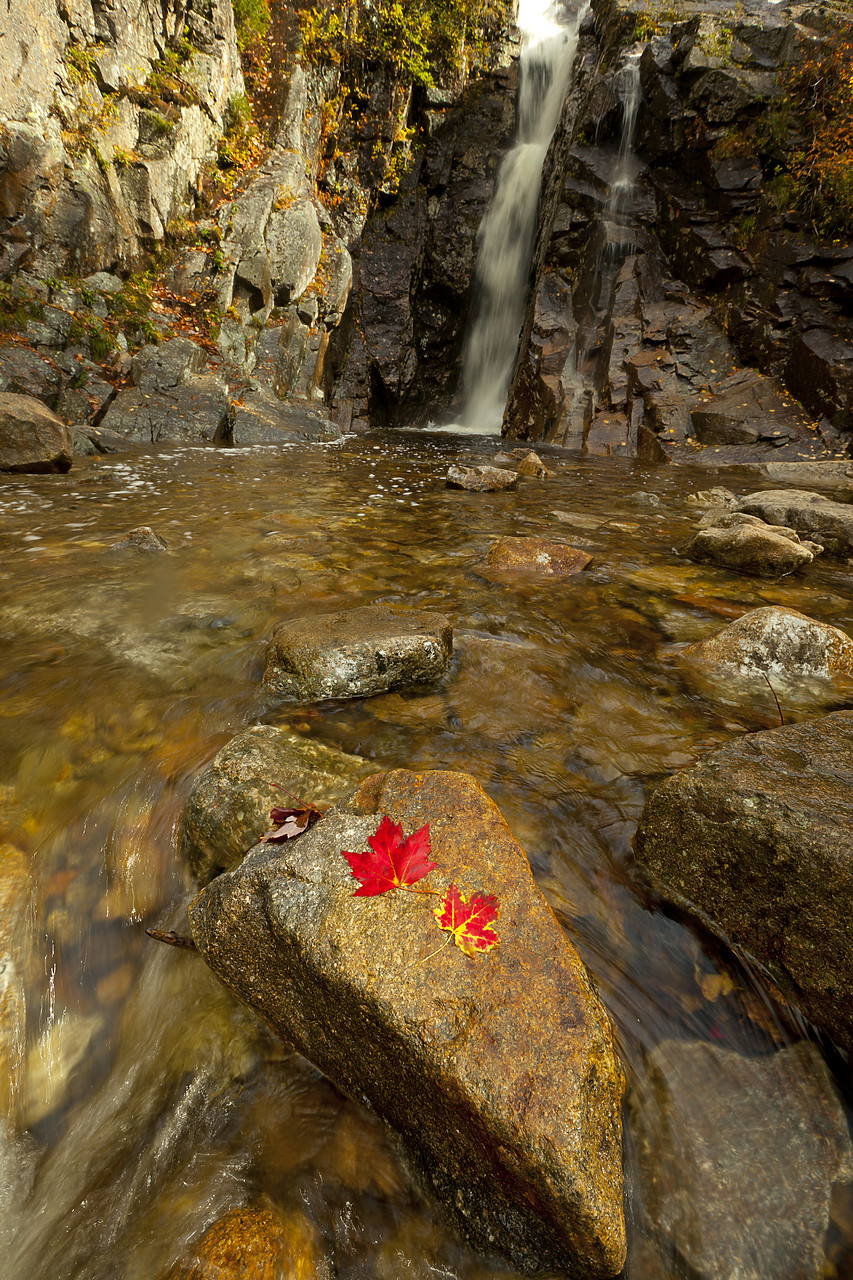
xmin=433 ymin=883 xmax=500 ymax=958
xmin=342 ymin=815 xmax=436 ymax=896
xmin=260 ymin=804 xmax=323 ymax=843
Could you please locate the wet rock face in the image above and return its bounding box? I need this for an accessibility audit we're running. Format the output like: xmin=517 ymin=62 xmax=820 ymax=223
xmin=263 ymin=605 xmax=453 ymax=703
xmin=483 ymin=535 xmax=593 ymax=577
xmin=682 ymin=522 xmax=819 ymax=577
xmin=180 ymin=724 xmax=374 ymax=884
xmin=634 ymin=711 xmax=853 ymax=1051
xmin=190 ymin=769 xmax=627 ymax=1277
xmin=0 ymin=392 xmax=72 ymax=472
xmin=631 ymin=1039 xmax=853 ymax=1280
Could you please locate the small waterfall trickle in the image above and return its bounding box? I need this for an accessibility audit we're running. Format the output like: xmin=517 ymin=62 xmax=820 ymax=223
xmin=459 ymin=0 xmax=584 ymax=435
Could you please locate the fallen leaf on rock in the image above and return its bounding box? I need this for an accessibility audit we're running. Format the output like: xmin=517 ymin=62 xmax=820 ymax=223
xmin=343 ymin=814 xmax=436 ymax=896
xmin=260 ymin=804 xmax=324 ymax=843
xmin=433 ymin=883 xmax=500 ymax=957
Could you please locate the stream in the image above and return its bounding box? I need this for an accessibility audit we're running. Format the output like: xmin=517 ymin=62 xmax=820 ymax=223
xmin=1 ymin=431 xmax=852 ymax=1278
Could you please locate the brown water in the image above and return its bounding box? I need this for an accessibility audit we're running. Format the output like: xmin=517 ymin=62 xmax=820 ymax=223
xmin=1 ymin=432 xmax=851 ymax=1279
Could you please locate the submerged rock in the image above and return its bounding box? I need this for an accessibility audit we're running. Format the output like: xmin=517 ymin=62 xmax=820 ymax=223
xmin=190 ymin=769 xmax=627 ymax=1276
xmin=0 ymin=393 xmax=72 ymax=473
xmin=0 ymin=845 xmax=30 ymax=1117
xmin=631 ymin=1039 xmax=853 ymax=1280
xmin=678 ymin=606 xmax=853 ymax=682
xmin=263 ymin=605 xmax=453 ymax=703
xmin=634 ymin=711 xmax=853 ymax=1050
xmin=735 ymin=490 xmax=853 ymax=557
xmin=446 ymin=464 xmax=518 ymax=491
xmin=682 ymin=522 xmax=819 ymax=577
xmin=180 ymin=724 xmax=374 ymax=884
xmin=111 ymin=526 xmax=170 ymax=554
xmin=164 ymin=1202 xmax=330 ymax=1280
xmin=482 ymin=535 xmax=593 ymax=576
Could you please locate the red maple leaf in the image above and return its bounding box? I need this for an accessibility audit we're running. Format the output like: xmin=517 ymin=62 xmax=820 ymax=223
xmin=342 ymin=815 xmax=436 ymax=897
xmin=433 ymin=883 xmax=500 ymax=957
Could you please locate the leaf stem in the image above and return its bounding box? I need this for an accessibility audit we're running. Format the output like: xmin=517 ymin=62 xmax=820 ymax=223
xmin=410 ymin=932 xmax=454 ymax=968
xmin=396 ymin=883 xmax=440 ymax=897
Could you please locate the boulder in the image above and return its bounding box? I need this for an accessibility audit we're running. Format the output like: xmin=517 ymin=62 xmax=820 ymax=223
xmin=229 ymin=391 xmax=342 ymax=445
xmin=446 ymin=464 xmax=518 ymax=491
xmin=111 ymin=526 xmax=170 ymax=554
xmin=682 ymin=523 xmax=819 ymax=577
xmin=131 ymin=337 xmax=207 ymax=392
xmin=266 ymin=199 xmax=323 ymax=305
xmin=0 ymin=393 xmax=72 ymax=473
xmin=735 ymin=490 xmax=853 ymax=557
xmin=685 ymin=486 xmax=738 ymax=509
xmin=263 ymin=605 xmax=453 ymax=703
xmin=98 ymin=381 xmax=230 ymax=444
xmin=634 ymin=711 xmax=853 ymax=1050
xmin=631 ymin=1039 xmax=853 ymax=1280
xmin=690 ymin=368 xmax=814 ymax=446
xmin=483 ymin=536 xmax=593 ymax=576
xmin=679 ymin=606 xmax=853 ymax=682
xmin=515 ymin=450 xmax=552 ymax=478
xmin=180 ymin=724 xmax=374 ymax=884
xmin=164 ymin=1202 xmax=330 ymax=1280
xmin=189 ymin=769 xmax=627 ymax=1276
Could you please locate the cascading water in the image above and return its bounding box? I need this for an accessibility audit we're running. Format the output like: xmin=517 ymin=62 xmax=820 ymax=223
xmin=459 ymin=0 xmax=583 ymax=435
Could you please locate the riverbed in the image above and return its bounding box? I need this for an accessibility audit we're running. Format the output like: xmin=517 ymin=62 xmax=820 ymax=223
xmin=2 ymin=432 xmax=851 ymax=1279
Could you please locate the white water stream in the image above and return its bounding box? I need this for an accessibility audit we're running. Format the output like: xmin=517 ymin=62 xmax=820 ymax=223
xmin=458 ymin=0 xmax=583 ymax=435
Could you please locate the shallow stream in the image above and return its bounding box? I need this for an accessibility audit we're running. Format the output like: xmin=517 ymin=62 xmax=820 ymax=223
xmin=1 ymin=432 xmax=851 ymax=1279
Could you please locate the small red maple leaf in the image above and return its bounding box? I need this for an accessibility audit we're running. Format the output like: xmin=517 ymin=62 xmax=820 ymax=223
xmin=342 ymin=815 xmax=437 ymax=897
xmin=433 ymin=883 xmax=500 ymax=957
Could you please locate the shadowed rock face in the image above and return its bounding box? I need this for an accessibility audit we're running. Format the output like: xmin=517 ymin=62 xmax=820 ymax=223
xmin=189 ymin=769 xmax=626 ymax=1277
xmin=634 ymin=712 xmax=853 ymax=1051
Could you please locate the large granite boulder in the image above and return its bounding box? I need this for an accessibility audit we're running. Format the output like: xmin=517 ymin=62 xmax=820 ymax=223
xmin=190 ymin=769 xmax=627 ymax=1276
xmin=180 ymin=724 xmax=374 ymax=884
xmin=263 ymin=605 xmax=453 ymax=703
xmin=631 ymin=1039 xmax=853 ymax=1280
xmin=735 ymin=490 xmax=853 ymax=557
xmin=678 ymin=606 xmax=853 ymax=684
xmin=0 ymin=393 xmax=72 ymax=472
xmin=682 ymin=522 xmax=820 ymax=577
xmin=634 ymin=711 xmax=853 ymax=1050
xmin=98 ymin=381 xmax=229 ymax=444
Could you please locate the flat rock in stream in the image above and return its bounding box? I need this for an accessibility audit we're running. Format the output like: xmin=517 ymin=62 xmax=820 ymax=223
xmin=0 ymin=393 xmax=72 ymax=473
xmin=189 ymin=769 xmax=627 ymax=1277
xmin=735 ymin=489 xmax=853 ymax=557
xmin=263 ymin=605 xmax=453 ymax=703
xmin=631 ymin=1039 xmax=853 ymax=1280
xmin=180 ymin=724 xmax=375 ymax=884
xmin=446 ymin=464 xmax=518 ymax=491
xmin=483 ymin=536 xmax=593 ymax=577
xmin=634 ymin=711 xmax=853 ymax=1051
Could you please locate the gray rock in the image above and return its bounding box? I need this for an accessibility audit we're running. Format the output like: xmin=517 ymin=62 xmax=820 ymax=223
xmin=266 ymin=199 xmax=323 ymax=305
xmin=685 ymin=486 xmax=738 ymax=508
xmin=627 ymin=491 xmax=662 ymax=507
xmin=70 ymin=429 xmax=97 ymax=457
xmin=683 ymin=523 xmax=818 ymax=577
xmin=735 ymin=490 xmax=853 ymax=557
xmin=82 ymin=272 xmax=124 ymax=295
xmin=180 ymin=724 xmax=375 ymax=884
xmin=631 ymin=1039 xmax=853 ymax=1280
xmin=446 ymin=464 xmax=519 ymax=491
xmin=318 ymin=234 xmax=353 ymax=325
xmin=189 ymin=768 xmax=627 ymax=1276
xmin=130 ymin=337 xmax=207 ymax=392
xmin=0 ymin=393 xmax=72 ymax=473
xmin=263 ymin=604 xmax=453 ymax=703
xmin=110 ymin=526 xmax=170 ymax=554
xmin=634 ymin=711 xmax=853 ymax=1051
xmin=98 ymin=380 xmax=229 ymax=444
xmin=679 ymin=605 xmax=853 ymax=681
xmin=0 ymin=344 xmax=64 ymax=405
xmin=691 ymin=368 xmax=814 ymax=446
xmin=229 ymin=388 xmax=341 ymax=445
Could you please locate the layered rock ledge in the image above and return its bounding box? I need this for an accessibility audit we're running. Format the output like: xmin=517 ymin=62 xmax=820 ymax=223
xmin=189 ymin=768 xmax=627 ymax=1277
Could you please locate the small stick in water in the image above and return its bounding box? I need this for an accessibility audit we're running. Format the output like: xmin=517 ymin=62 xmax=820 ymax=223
xmin=762 ymin=673 xmax=784 ymax=726
xmin=145 ymin=928 xmax=197 ymax=951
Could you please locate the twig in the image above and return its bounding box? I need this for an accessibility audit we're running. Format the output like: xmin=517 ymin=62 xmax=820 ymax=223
xmin=762 ymin=673 xmax=784 ymax=727
xmin=145 ymin=928 xmax=197 ymax=950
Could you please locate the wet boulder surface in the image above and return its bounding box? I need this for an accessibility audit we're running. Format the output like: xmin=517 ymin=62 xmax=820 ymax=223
xmin=0 ymin=392 xmax=72 ymax=472
xmin=631 ymin=1039 xmax=853 ymax=1280
xmin=189 ymin=768 xmax=627 ymax=1277
xmin=263 ymin=605 xmax=453 ymax=702
xmin=634 ymin=711 xmax=853 ymax=1051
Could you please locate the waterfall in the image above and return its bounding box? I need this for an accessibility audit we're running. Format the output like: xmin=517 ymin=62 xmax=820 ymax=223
xmin=459 ymin=0 xmax=583 ymax=435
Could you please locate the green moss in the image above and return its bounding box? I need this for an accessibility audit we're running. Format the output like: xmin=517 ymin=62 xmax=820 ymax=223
xmin=232 ymin=0 xmax=271 ymax=51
